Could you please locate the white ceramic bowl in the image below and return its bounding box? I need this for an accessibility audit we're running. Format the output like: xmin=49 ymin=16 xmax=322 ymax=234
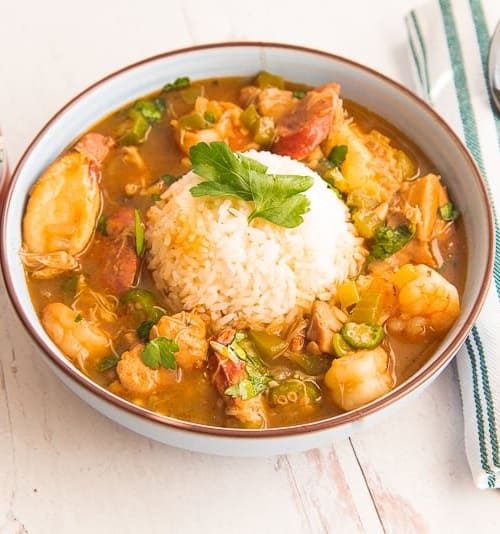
xmin=0 ymin=43 xmax=494 ymax=456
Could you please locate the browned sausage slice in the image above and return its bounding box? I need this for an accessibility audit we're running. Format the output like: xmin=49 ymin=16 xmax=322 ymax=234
xmin=273 ymin=83 xmax=342 ymax=160
xmin=100 ymin=207 xmax=140 ymax=293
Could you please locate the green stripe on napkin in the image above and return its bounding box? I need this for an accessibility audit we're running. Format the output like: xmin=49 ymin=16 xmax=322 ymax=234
xmin=408 ymin=0 xmax=500 ymax=489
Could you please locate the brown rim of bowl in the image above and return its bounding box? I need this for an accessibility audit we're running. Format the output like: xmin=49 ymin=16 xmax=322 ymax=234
xmin=0 ymin=41 xmax=495 ymax=439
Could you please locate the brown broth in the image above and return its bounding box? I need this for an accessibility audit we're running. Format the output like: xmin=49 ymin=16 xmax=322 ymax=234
xmin=25 ymin=75 xmax=467 ymax=427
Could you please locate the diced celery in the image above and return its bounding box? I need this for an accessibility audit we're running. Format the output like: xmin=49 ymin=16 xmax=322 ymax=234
xmin=287 ymin=352 xmax=332 ymax=375
xmin=397 ymin=150 xmax=418 ymax=180
xmin=352 ymin=210 xmax=381 ymax=239
xmin=346 ymin=192 xmax=378 ymax=210
xmin=253 ymin=116 xmax=275 ymax=148
xmin=348 ymin=290 xmax=383 ymax=324
xmin=180 ymin=85 xmax=203 ymax=104
xmin=337 ymin=280 xmax=360 ymax=309
xmin=256 ymin=71 xmax=285 ymax=89
xmin=247 ymin=329 xmax=288 ymax=361
xmin=241 ymin=104 xmax=260 ymax=132
xmin=178 ymin=111 xmax=207 ymax=131
xmin=119 ymin=109 xmax=151 ymax=145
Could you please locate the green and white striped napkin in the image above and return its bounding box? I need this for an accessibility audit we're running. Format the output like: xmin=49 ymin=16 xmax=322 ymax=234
xmin=406 ymin=0 xmax=500 ymax=489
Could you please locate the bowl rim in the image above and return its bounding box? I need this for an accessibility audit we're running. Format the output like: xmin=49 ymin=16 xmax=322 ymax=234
xmin=0 ymin=41 xmax=495 ymax=439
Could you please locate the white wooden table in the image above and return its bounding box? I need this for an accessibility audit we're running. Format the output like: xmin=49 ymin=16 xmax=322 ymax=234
xmin=1 ymin=1 xmax=499 ymax=532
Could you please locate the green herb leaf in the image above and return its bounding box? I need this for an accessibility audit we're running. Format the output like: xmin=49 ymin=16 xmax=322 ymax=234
xmin=189 ymin=142 xmax=313 ymax=228
xmin=439 ymin=202 xmax=459 ymax=221
xmin=137 ymin=320 xmax=155 ymax=341
xmin=328 ymin=145 xmax=348 ymax=167
xmin=97 ymin=214 xmax=108 ymax=236
xmin=141 ymin=337 xmax=179 ymax=370
xmin=132 ymin=98 xmax=165 ymax=123
xmin=292 ymin=90 xmax=306 ymax=99
xmin=161 ymin=174 xmax=180 ymax=185
xmin=163 ymin=76 xmax=191 ymax=92
xmin=134 ymin=209 xmax=145 ymax=256
xmin=60 ymin=274 xmax=80 ymax=297
xmin=223 ymin=333 xmax=272 ymax=400
xmin=225 ymin=374 xmax=270 ymax=400
xmin=204 ymin=111 xmax=216 ymax=123
xmin=98 ymin=356 xmax=120 ymax=372
xmin=74 ymin=313 xmax=83 ymax=323
xmin=368 ymin=224 xmax=415 ymax=261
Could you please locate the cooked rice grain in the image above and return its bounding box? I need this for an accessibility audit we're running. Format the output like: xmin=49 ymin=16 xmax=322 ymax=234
xmin=146 ymin=151 xmax=363 ymax=330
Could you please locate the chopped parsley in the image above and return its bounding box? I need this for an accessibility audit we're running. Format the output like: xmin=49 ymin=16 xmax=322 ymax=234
xmin=132 ymin=98 xmax=165 ymax=123
xmin=163 ymin=76 xmax=191 ymax=93
xmin=368 ymin=224 xmax=415 ymax=261
xmin=137 ymin=320 xmax=155 ymax=341
xmin=97 ymin=214 xmax=108 ymax=236
xmin=204 ymin=111 xmax=216 ymax=123
xmin=189 ymin=141 xmax=313 ymax=228
xmin=98 ymin=356 xmax=120 ymax=372
xmin=327 ymin=145 xmax=348 ymax=167
xmin=141 ymin=337 xmax=179 ymax=370
xmin=161 ymin=174 xmax=180 ymax=185
xmin=60 ymin=274 xmax=80 ymax=298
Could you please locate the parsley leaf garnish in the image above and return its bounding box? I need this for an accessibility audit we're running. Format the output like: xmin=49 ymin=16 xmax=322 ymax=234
xmin=189 ymin=142 xmax=313 ymax=228
xmin=141 ymin=337 xmax=179 ymax=370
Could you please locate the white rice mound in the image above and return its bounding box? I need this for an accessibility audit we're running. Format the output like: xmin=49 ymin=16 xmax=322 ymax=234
xmin=146 ymin=150 xmax=364 ymax=330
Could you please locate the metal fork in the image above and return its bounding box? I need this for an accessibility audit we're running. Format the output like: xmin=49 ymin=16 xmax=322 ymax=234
xmin=489 ymin=20 xmax=500 ymax=113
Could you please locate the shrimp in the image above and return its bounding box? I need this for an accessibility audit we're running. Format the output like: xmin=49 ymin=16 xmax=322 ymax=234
xmin=172 ymin=96 xmax=254 ymax=155
xmin=324 ymin=346 xmax=395 ymax=411
xmin=324 ymin=121 xmax=416 ymax=202
xmin=389 ymin=264 xmax=460 ymax=337
xmin=116 ymin=344 xmax=177 ymax=396
xmin=40 ymin=302 xmax=110 ymax=370
xmin=240 ymin=86 xmax=296 ymax=121
xmin=150 ymin=311 xmax=208 ymax=370
xmin=21 ymin=133 xmax=114 ymax=278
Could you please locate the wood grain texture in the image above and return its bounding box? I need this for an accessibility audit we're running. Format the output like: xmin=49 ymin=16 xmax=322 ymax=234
xmin=1 ymin=1 xmax=500 ymax=532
